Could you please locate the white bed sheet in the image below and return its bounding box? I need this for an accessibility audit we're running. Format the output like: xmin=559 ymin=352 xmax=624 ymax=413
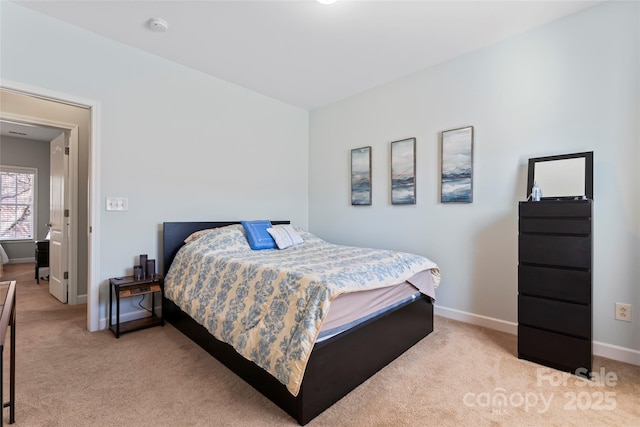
xmin=0 ymin=245 xmax=8 ymax=265
xmin=317 ymin=281 xmax=421 ymax=342
xmin=0 ymin=244 xmax=8 ymax=278
xmin=316 ymin=269 xmax=435 ymax=342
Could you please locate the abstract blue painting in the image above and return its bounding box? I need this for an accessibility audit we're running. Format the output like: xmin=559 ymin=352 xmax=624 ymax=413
xmin=351 ymin=146 xmax=372 ymax=205
xmin=441 ymin=126 xmax=473 ymax=203
xmin=391 ymin=138 xmax=416 ymax=205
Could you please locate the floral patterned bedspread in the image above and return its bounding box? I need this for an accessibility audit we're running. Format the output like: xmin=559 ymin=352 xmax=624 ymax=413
xmin=164 ymin=224 xmax=440 ymax=396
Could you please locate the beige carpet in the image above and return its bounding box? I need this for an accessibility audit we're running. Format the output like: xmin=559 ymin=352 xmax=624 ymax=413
xmin=2 ymin=262 xmax=639 ymax=426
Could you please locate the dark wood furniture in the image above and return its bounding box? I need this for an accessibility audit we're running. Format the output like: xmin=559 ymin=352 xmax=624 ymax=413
xmin=0 ymin=280 xmax=17 ymax=425
xmin=162 ymin=221 xmax=435 ymax=425
xmin=109 ymin=275 xmax=164 ymax=338
xmin=35 ymin=240 xmax=49 ymax=284
xmin=518 ymin=200 xmax=592 ymax=377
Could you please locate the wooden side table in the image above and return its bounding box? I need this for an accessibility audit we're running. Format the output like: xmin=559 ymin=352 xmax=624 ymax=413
xmin=109 ymin=275 xmax=164 ymax=338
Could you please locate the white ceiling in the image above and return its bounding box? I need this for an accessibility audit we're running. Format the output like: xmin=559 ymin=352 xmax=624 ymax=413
xmin=14 ymin=0 xmax=603 ymax=110
xmin=0 ymin=120 xmax=63 ymax=142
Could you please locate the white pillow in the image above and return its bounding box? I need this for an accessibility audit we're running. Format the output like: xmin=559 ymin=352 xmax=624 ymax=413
xmin=266 ymin=225 xmax=304 ymax=249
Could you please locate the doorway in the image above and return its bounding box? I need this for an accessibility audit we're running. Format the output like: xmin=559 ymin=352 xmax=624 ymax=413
xmin=0 ymin=81 xmax=100 ymax=332
xmin=0 ymin=120 xmax=74 ymax=304
xmin=1 ymin=116 xmax=79 ymax=305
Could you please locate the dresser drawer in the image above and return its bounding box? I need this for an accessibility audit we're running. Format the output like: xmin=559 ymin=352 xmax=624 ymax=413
xmin=518 ymin=325 xmax=591 ymax=374
xmin=519 ymin=218 xmax=590 ymax=235
xmin=519 ymin=201 xmax=591 ymax=218
xmin=519 ymin=235 xmax=591 ymax=268
xmin=519 ymin=295 xmax=590 ymax=339
xmin=518 ymin=265 xmax=591 ymax=304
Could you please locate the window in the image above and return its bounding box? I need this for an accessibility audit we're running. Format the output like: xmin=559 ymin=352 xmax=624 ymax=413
xmin=0 ymin=166 xmax=37 ymax=241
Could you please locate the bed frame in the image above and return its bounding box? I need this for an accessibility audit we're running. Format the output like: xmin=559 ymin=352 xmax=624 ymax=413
xmin=162 ymin=221 xmax=434 ymax=425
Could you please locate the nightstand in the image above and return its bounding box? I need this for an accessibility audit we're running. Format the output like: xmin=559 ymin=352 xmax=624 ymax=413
xmin=109 ymin=275 xmax=164 ymax=338
xmin=35 ymin=240 xmax=49 ymax=284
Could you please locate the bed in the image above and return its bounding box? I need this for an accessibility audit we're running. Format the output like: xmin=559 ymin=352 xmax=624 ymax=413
xmin=162 ymin=221 xmax=440 ymax=425
xmin=0 ymin=244 xmax=8 ymax=278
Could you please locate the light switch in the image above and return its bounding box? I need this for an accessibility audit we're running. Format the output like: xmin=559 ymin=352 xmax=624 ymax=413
xmin=106 ymin=197 xmax=129 ymax=211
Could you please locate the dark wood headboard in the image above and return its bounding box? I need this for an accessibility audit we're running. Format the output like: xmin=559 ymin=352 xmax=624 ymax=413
xmin=162 ymin=221 xmax=290 ymax=276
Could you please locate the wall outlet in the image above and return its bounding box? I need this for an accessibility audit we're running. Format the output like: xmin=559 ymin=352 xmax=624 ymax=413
xmin=106 ymin=197 xmax=128 ymax=211
xmin=615 ymin=303 xmax=632 ymax=322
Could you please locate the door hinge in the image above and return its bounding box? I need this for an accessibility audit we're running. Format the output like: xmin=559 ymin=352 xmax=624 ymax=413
xmin=64 ymin=209 xmax=70 ymax=217
xmin=64 ymin=271 xmax=69 ymax=280
xmin=65 ymin=146 xmax=70 ymax=155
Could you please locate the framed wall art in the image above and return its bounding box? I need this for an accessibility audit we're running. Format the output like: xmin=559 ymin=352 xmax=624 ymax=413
xmin=351 ymin=146 xmax=372 ymax=205
xmin=391 ymin=138 xmax=416 ymax=205
xmin=441 ymin=126 xmax=473 ymax=203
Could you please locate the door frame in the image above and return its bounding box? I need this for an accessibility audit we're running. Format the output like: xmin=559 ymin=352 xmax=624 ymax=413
xmin=1 ymin=79 xmax=101 ymax=332
xmin=2 ymin=113 xmax=78 ymax=303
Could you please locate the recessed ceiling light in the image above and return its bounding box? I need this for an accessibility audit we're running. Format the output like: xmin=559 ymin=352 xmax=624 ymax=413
xmin=317 ymin=0 xmax=338 ymax=4
xmin=147 ymin=18 xmax=168 ymax=32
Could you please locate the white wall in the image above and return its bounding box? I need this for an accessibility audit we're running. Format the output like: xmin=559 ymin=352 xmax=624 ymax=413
xmin=309 ymin=1 xmax=639 ymax=355
xmin=0 ymin=135 xmax=50 ymax=260
xmin=1 ymin=2 xmax=309 ymax=325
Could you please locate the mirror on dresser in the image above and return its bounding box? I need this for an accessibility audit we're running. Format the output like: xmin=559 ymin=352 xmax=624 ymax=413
xmin=526 ymin=151 xmax=593 ymax=200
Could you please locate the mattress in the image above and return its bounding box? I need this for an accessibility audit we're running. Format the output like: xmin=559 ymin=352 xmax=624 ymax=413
xmin=0 ymin=244 xmax=8 ymax=265
xmin=317 ymin=281 xmax=421 ymax=342
xmin=0 ymin=244 xmax=7 ymax=277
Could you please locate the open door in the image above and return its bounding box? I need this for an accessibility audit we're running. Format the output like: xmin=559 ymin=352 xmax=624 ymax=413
xmin=48 ymin=131 xmax=70 ymax=303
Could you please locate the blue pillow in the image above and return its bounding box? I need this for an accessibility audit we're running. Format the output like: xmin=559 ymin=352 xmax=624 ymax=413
xmin=241 ymin=220 xmax=276 ymax=250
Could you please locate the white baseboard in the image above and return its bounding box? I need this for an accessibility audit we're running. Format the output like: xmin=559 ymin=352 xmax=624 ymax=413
xmin=434 ymin=304 xmax=640 ymax=367
xmin=77 ymin=294 xmax=87 ymax=305
xmin=8 ymin=258 xmax=34 ymax=264
xmin=434 ymin=304 xmax=517 ymax=335
xmin=593 ymin=341 xmax=640 ymax=366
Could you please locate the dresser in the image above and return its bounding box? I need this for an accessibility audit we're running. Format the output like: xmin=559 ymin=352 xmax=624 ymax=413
xmin=518 ymin=200 xmax=592 ymax=377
